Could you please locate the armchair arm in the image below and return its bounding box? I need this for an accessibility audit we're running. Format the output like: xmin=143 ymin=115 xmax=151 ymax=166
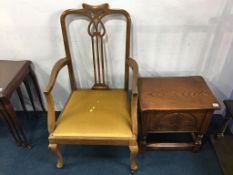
xmin=127 ymin=57 xmax=138 ymax=136
xmin=44 ymin=58 xmax=69 ymax=94
xmin=44 ymin=58 xmax=69 ymax=134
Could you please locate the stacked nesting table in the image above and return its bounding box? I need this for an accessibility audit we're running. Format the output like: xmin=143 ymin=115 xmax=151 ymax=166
xmin=0 ymin=60 xmax=45 ymax=147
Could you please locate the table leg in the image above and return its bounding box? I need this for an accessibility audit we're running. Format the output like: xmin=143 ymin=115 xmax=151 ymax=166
xmin=1 ymin=99 xmax=31 ymax=148
xmin=140 ymin=136 xmax=147 ymax=153
xmin=193 ymin=110 xmax=214 ymax=152
xmin=23 ymin=79 xmax=37 ymax=113
xmin=193 ymin=134 xmax=203 ymax=152
xmin=0 ymin=110 xmax=22 ymax=146
xmin=16 ymin=86 xmax=29 ymax=120
xmin=140 ymin=114 xmax=149 ymax=152
xmin=29 ymin=68 xmax=45 ymax=111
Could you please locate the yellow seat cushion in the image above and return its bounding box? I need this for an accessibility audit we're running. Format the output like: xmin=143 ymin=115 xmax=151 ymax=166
xmin=52 ymin=90 xmax=133 ymax=138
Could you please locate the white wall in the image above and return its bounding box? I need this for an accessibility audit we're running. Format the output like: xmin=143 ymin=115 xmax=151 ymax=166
xmin=1 ymin=0 xmax=233 ymax=113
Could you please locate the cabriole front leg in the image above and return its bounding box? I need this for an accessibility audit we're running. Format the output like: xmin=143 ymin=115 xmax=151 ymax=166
xmin=129 ymin=141 xmax=139 ymax=173
xmin=48 ymin=144 xmax=64 ymax=168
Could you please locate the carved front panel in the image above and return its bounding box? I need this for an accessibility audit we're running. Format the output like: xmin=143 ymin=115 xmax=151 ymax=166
xmin=145 ymin=111 xmax=207 ymax=132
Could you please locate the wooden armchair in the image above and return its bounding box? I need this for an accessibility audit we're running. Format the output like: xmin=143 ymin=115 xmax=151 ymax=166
xmin=44 ymin=3 xmax=139 ymax=172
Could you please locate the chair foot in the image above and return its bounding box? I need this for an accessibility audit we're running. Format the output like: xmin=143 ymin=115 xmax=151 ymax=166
xmin=20 ymin=141 xmax=32 ymax=149
xmin=24 ymin=143 xmax=33 ymax=149
xmin=16 ymin=141 xmax=23 ymax=147
xmin=216 ymin=133 xmax=224 ymax=138
xmin=48 ymin=144 xmax=64 ymax=168
xmin=131 ymin=169 xmax=137 ymax=174
xmin=129 ymin=144 xmax=138 ymax=172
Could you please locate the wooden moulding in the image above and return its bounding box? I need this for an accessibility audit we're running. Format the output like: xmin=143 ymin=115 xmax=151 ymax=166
xmin=49 ymin=135 xmax=136 ymax=146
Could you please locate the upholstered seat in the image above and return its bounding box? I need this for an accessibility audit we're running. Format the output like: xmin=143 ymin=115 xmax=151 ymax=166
xmin=53 ymin=90 xmax=132 ymax=138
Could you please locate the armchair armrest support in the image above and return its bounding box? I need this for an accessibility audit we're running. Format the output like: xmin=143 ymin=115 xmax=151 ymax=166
xmin=127 ymin=58 xmax=138 ymax=95
xmin=127 ymin=57 xmax=138 ymax=136
xmin=44 ymin=58 xmax=69 ymax=133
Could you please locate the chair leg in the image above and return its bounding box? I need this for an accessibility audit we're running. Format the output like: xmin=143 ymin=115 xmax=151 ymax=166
xmin=217 ymin=113 xmax=231 ymax=137
xmin=129 ymin=142 xmax=138 ymax=173
xmin=48 ymin=144 xmax=64 ymax=168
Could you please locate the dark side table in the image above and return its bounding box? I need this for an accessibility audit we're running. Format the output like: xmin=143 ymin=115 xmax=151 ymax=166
xmin=0 ymin=60 xmax=45 ymax=148
xmin=139 ymin=76 xmax=220 ymax=151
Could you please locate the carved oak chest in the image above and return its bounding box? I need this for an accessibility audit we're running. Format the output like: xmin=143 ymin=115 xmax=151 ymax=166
xmin=139 ymin=76 xmax=220 ymax=151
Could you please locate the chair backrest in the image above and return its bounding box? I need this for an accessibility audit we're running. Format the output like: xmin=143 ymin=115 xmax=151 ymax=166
xmin=60 ymin=3 xmax=132 ymax=90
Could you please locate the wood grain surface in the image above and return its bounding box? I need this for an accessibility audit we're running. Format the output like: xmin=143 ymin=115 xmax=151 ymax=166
xmin=139 ymin=76 xmax=220 ymax=111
